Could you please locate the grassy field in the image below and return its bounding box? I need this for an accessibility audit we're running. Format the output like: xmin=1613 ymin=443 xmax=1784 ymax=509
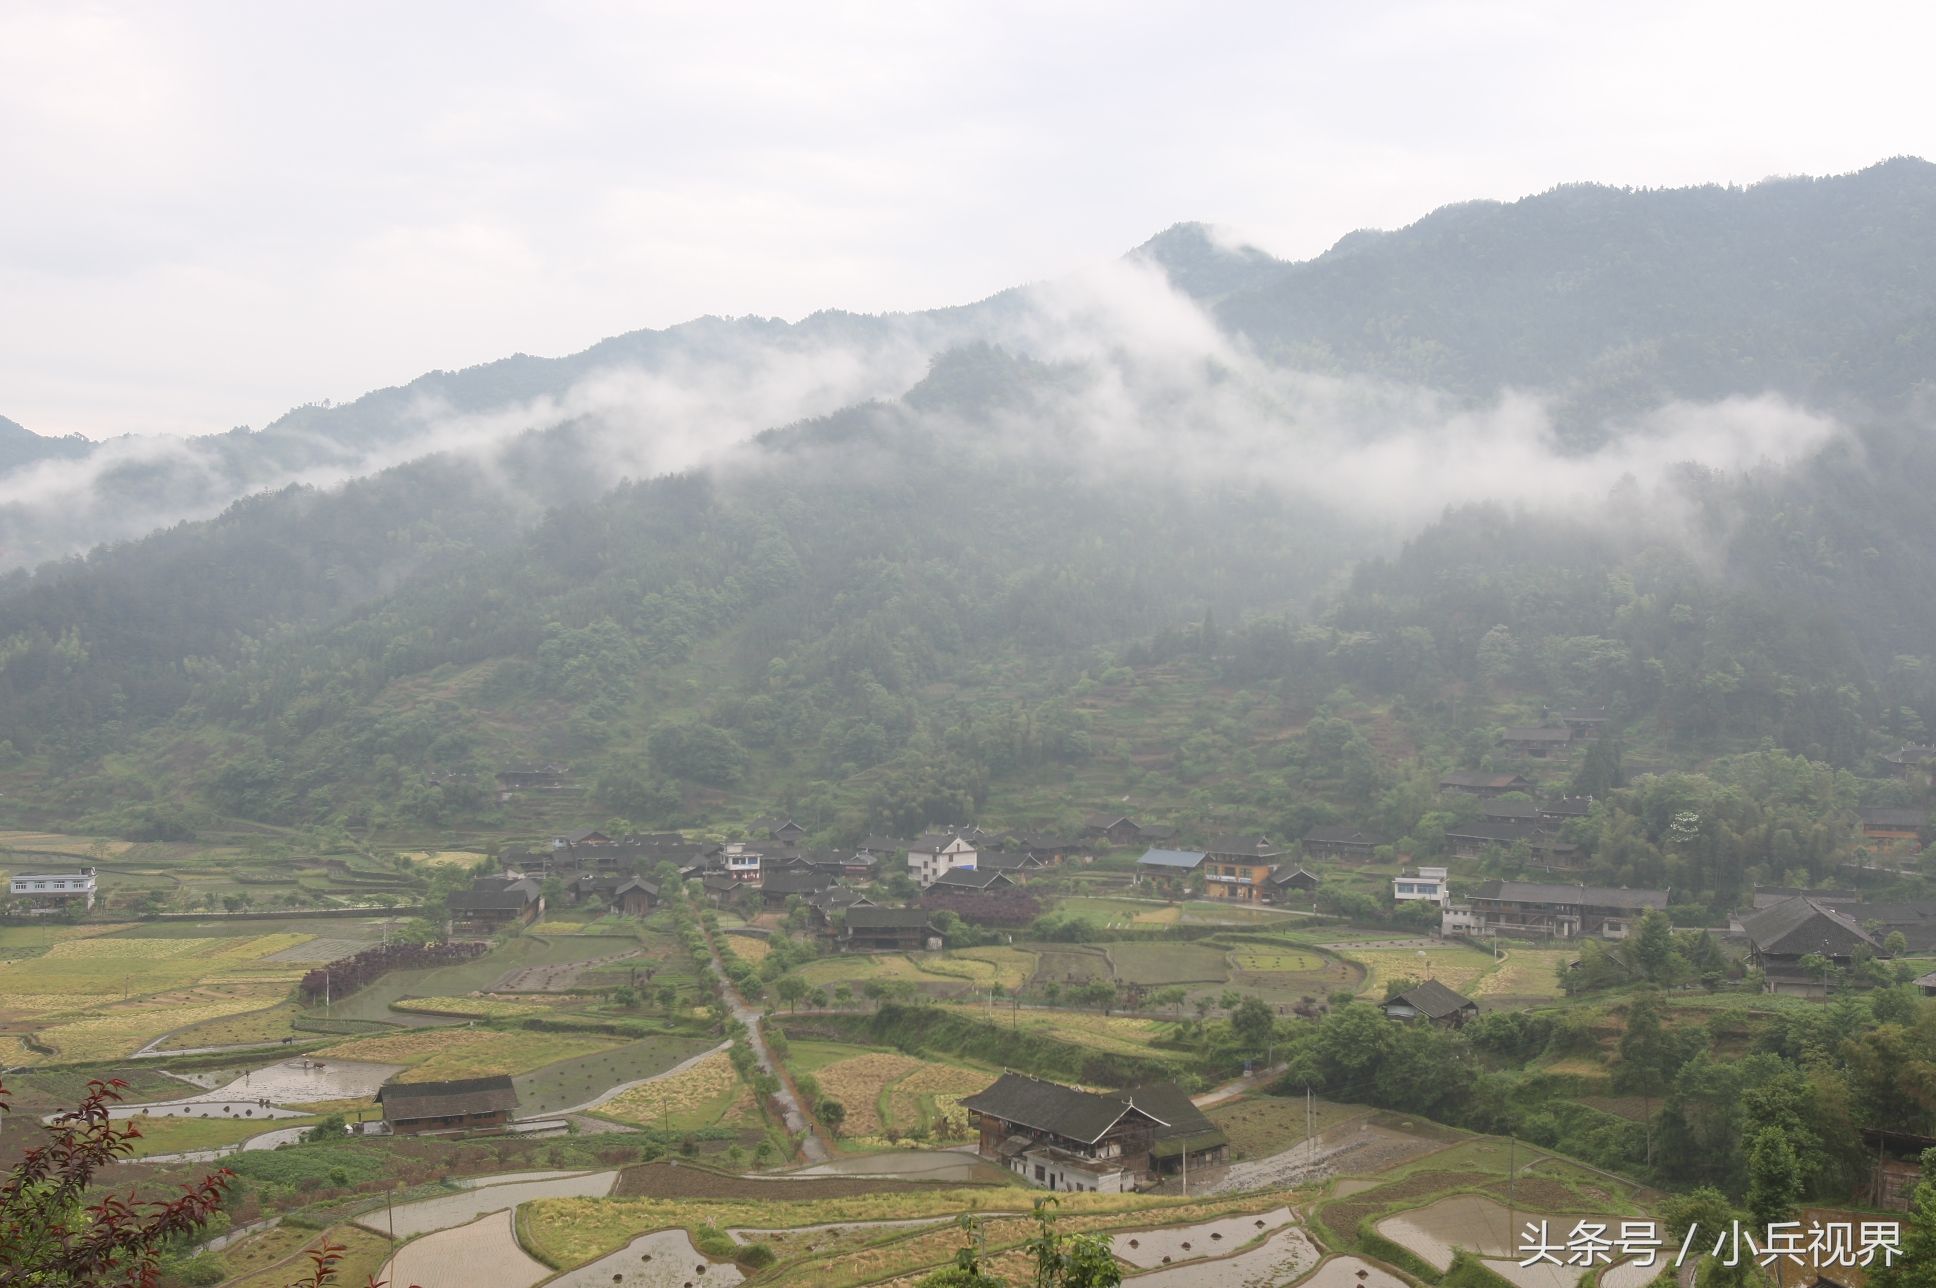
xmin=1471 ymin=948 xmax=1570 ymax=999
xmin=936 ymin=1003 xmax=1177 ymax=1058
xmin=221 ymin=1224 xmax=393 ymax=1288
xmin=1028 ymin=946 xmax=1113 ymax=988
xmin=1207 ymin=1095 xmax=1368 ymax=1159
xmin=123 ymin=1113 xmax=320 ymax=1158
xmin=317 ymin=1027 xmax=627 ymax=1082
xmin=388 ymin=994 xmax=585 ymax=1019
xmin=18 ymin=981 xmax=298 ymax=1063
xmin=1052 ymin=896 xmax=1183 ymax=927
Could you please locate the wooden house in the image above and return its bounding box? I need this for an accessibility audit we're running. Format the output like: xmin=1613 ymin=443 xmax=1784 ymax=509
xmin=960 ymin=1073 xmax=1224 ymax=1192
xmin=1381 ymin=979 xmax=1478 ymax=1026
xmin=1200 ymin=836 xmax=1278 ymax=903
xmin=840 ymin=907 xmax=941 ymax=953
xmin=447 ymin=876 xmax=543 ymax=931
xmin=760 ymin=869 xmax=835 ymax=909
xmin=614 ymin=878 xmax=659 ymax=917
xmin=377 ymin=1075 xmax=518 ymax=1135
xmin=924 ymin=867 xmax=1017 ymax=895
xmin=1741 ymin=895 xmax=1880 ymax=996
xmin=1500 ymin=726 xmax=1574 ymax=757
xmin=1461 ymin=880 xmax=1667 ymax=939
xmin=1264 ymin=865 xmax=1320 ymax=901
xmin=753 ymin=816 xmax=807 ymax=845
xmin=1083 ymin=814 xmax=1146 ymax=847
xmin=1300 ymin=826 xmax=1390 ymax=862
xmin=1860 ymin=807 xmax=1927 ymax=848
xmin=1135 ymin=848 xmax=1205 ymax=892
xmin=1557 ymin=707 xmax=1609 ymax=739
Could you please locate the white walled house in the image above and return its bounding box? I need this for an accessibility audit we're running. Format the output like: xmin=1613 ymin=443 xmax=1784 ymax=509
xmin=721 ymin=843 xmax=763 ymax=883
xmin=1393 ymin=866 xmax=1449 ymax=906
xmin=10 ymin=868 xmax=97 ymax=911
xmin=907 ymin=832 xmax=978 ymax=888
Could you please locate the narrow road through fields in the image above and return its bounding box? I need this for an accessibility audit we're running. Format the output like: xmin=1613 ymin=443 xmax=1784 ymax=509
xmin=698 ymin=922 xmax=831 ymax=1164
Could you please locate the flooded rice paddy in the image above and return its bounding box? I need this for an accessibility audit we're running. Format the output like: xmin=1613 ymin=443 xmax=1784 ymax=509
xmin=1110 ymin=1205 xmax=1296 ymax=1268
xmin=357 ymin=1170 xmax=618 ymax=1239
xmin=546 ymin=1229 xmax=747 ymax=1288
xmin=1127 ymin=1225 xmax=1319 ymax=1286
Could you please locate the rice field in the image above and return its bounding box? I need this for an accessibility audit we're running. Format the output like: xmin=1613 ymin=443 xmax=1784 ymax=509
xmin=27 ymin=983 xmax=295 ymax=1062
xmin=598 ymin=1049 xmax=742 ymax=1129
xmin=154 ymin=999 xmax=305 ymax=1050
xmin=1471 ymin=948 xmax=1570 ymax=998
xmin=1344 ymin=945 xmax=1501 ymax=995
xmin=1231 ymin=946 xmax=1327 ymax=973
xmin=0 ymin=931 xmax=313 ymax=1001
xmin=0 ymin=831 xmax=133 ymax=856
xmin=317 ymin=1027 xmax=627 ymax=1082
xmin=389 ymin=994 xmax=584 ymax=1019
xmin=1053 ymin=897 xmax=1182 ymax=927
xmin=1106 ymin=941 xmax=1228 ymax=985
xmin=938 ymin=1004 xmax=1176 ymax=1057
xmin=727 ymin=934 xmax=772 ymax=963
xmin=952 ymin=946 xmax=1038 ymax=991
xmin=793 ymin=954 xmax=937 ymax=990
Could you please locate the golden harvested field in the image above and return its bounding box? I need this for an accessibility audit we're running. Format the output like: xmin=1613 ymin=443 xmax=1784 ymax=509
xmin=794 ymin=954 xmax=935 ymax=989
xmin=727 ymin=934 xmax=772 ymax=963
xmin=317 ymin=1028 xmax=625 ymax=1082
xmin=952 ymin=947 xmax=1038 ymax=991
xmin=1471 ymin=949 xmax=1569 ymax=998
xmin=939 ymin=1004 xmax=1175 ymax=1057
xmin=813 ymin=1051 xmax=927 ymax=1137
xmin=155 ymin=999 xmax=304 ymax=1050
xmin=0 ymin=923 xmax=134 ymax=953
xmin=409 ymin=849 xmax=485 ymax=868
xmin=884 ymin=1062 xmax=994 ymax=1141
xmin=599 ymin=1050 xmax=741 ymax=1129
xmin=522 ymin=1188 xmax=1190 ymax=1272
xmin=0 ymin=931 xmax=313 ymax=1000
xmin=1346 ymin=946 xmax=1499 ymax=995
xmin=0 ymin=831 xmax=133 ymax=856
xmin=389 ymin=994 xmax=583 ymax=1019
xmin=27 ymin=983 xmax=293 ymax=1062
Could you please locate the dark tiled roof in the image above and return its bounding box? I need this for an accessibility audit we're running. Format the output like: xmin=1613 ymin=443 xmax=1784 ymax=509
xmin=1540 ymin=796 xmax=1595 ymax=817
xmin=761 ymin=870 xmax=833 ymax=895
xmin=928 ymin=868 xmax=1013 ymax=891
xmin=1265 ymin=865 xmax=1320 ymax=886
xmin=448 ymin=889 xmax=536 ymax=912
xmin=377 ymin=1075 xmax=517 ymax=1120
xmin=1204 ymin=835 xmax=1276 ymax=858
xmin=1741 ymin=896 xmax=1877 ymax=958
xmin=1862 ymin=807 xmax=1927 ymax=829
xmin=959 ymin=1072 xmax=1164 ymax=1144
xmin=1382 ymin=979 xmax=1477 ymax=1019
xmin=1085 ymin=813 xmax=1136 ymax=830
xmin=844 ymin=907 xmax=934 ymax=930
xmin=1480 ymin=800 xmax=1542 ymax=819
xmin=1470 ymin=880 xmax=1668 ymax=910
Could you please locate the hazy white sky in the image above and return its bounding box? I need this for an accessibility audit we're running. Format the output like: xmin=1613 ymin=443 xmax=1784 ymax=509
xmin=3 ymin=0 xmax=1931 ymax=441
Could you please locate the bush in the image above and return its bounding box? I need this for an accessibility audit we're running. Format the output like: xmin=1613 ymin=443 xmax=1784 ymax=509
xmin=736 ymin=1243 xmax=777 ymax=1269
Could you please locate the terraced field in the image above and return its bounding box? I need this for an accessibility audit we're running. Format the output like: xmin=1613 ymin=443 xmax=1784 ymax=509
xmin=1346 ymin=944 xmax=1501 ymax=995
xmin=317 ymin=1027 xmax=627 ymax=1082
xmin=1106 ymin=941 xmax=1227 ymax=985
xmin=597 ymin=1048 xmax=743 ymax=1129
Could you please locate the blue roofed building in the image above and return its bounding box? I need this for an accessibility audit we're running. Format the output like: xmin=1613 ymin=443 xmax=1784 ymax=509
xmin=1136 ymin=848 xmax=1205 ymax=893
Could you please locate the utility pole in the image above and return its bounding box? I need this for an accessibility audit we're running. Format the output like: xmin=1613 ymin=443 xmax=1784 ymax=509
xmin=1306 ymin=1084 xmax=1315 ymax=1163
xmin=1181 ymin=1137 xmax=1188 ymax=1196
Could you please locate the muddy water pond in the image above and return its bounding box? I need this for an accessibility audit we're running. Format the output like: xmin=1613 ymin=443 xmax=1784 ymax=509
xmin=1294 ymin=1254 xmax=1411 ymax=1288
xmin=1330 ymin=1178 xmax=1380 ymax=1197
xmin=1128 ymin=1225 xmax=1319 ymax=1287
xmin=1111 ymin=1205 xmax=1296 ymax=1268
xmin=139 ymin=1057 xmax=403 ymax=1111
xmin=380 ymin=1209 xmax=550 ymax=1288
xmin=547 ymin=1229 xmax=747 ymax=1288
xmin=1374 ymin=1194 xmax=1528 ymax=1269
xmin=1596 ymin=1258 xmax=1665 ymax=1288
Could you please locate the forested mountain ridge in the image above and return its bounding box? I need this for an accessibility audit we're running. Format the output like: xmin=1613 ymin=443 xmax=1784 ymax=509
xmin=1 ymin=160 xmax=1933 ymax=914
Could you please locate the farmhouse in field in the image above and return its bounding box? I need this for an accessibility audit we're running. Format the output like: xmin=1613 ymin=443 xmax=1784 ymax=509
xmin=1381 ymin=979 xmax=1478 ymax=1026
xmin=376 ymin=1075 xmax=518 ymax=1134
xmin=960 ymin=1072 xmax=1226 ymax=1191
xmin=8 ymin=868 xmax=97 ymax=912
xmin=840 ymin=906 xmax=941 ymax=953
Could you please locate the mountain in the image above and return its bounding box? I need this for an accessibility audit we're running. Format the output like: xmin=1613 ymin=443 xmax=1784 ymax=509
xmin=0 ymin=414 xmax=93 ymax=472
xmin=0 ymin=160 xmax=1933 ymax=874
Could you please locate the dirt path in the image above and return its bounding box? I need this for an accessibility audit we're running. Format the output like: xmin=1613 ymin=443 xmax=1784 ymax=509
xmin=1193 ymin=1063 xmax=1286 ymax=1108
xmin=699 ymin=922 xmax=831 ymax=1164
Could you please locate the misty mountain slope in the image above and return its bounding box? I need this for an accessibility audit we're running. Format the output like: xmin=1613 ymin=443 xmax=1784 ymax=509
xmin=8 ymin=159 xmax=1934 ymax=566
xmin=1213 ymin=157 xmax=1936 ymax=429
xmin=0 ymin=414 xmax=92 ymax=473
